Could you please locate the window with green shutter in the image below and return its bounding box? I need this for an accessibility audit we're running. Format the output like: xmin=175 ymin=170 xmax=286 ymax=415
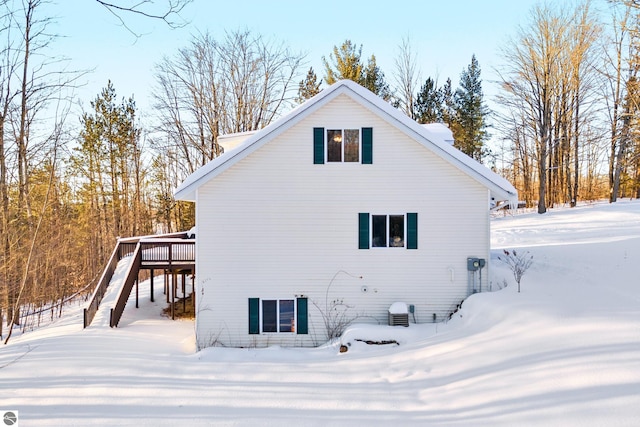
xmin=359 ymin=213 xmax=370 ymax=249
xmin=296 ymin=298 xmax=308 ymax=334
xmin=248 ymin=297 xmax=302 ymax=334
xmin=407 ymin=212 xmax=418 ymax=249
xmin=313 ymin=127 xmax=325 ymax=164
xmin=248 ymin=298 xmax=259 ymax=334
xmin=359 ymin=213 xmax=418 ymax=249
xmin=362 ymin=127 xmax=372 ymax=164
xmin=314 ymin=127 xmax=372 ymax=164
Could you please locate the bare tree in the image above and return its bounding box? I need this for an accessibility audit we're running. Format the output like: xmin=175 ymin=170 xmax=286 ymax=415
xmin=0 ymin=0 xmax=17 ymax=337
xmin=497 ymin=1 xmax=600 ymax=213
xmin=0 ymin=0 xmax=84 ymax=333
xmin=604 ymin=2 xmax=640 ymax=201
xmin=95 ymin=0 xmax=191 ymax=37
xmin=151 ymin=29 xmax=305 ymax=230
xmin=498 ymin=249 xmax=533 ymax=293
xmin=392 ymin=36 xmax=420 ymax=119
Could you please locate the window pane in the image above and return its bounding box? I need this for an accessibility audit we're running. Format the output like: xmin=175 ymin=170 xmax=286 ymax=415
xmin=327 ymin=130 xmax=342 ymax=162
xmin=372 ymin=215 xmax=387 ymax=247
xmin=389 ymin=215 xmax=405 ymax=247
xmin=262 ymin=300 xmax=277 ymax=332
xmin=344 ymin=129 xmax=359 ymax=162
xmin=279 ymin=300 xmax=295 ymax=332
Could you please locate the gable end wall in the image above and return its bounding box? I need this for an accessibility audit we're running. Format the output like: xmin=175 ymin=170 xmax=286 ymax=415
xmin=194 ymin=94 xmax=490 ymax=348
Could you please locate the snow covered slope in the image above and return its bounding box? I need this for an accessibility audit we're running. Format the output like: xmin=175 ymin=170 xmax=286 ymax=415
xmin=1 ymin=200 xmax=639 ymax=426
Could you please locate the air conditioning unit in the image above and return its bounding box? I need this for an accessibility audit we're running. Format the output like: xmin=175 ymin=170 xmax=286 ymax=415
xmin=388 ymin=302 xmax=409 ymax=327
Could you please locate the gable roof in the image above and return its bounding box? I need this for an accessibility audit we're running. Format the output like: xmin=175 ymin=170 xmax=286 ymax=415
xmin=174 ymin=80 xmax=517 ymax=204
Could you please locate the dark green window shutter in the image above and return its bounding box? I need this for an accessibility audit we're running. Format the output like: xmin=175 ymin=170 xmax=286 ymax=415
xmin=313 ymin=127 xmax=324 ymax=164
xmin=407 ymin=213 xmax=418 ymax=249
xmin=359 ymin=213 xmax=370 ymax=249
xmin=296 ymin=298 xmax=308 ymax=334
xmin=248 ymin=298 xmax=259 ymax=334
xmin=361 ymin=127 xmax=372 ymax=164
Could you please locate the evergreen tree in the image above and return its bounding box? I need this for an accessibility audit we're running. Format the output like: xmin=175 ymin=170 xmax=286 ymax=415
xmin=454 ymin=55 xmax=490 ymax=161
xmin=71 ymin=81 xmax=145 ymax=242
xmin=414 ymin=77 xmax=441 ymax=124
xmin=296 ymin=67 xmax=322 ymax=103
xmin=323 ymin=40 xmax=363 ymax=84
xmin=439 ymin=78 xmax=457 ymax=128
xmin=323 ymin=40 xmax=390 ymax=99
xmin=362 ymin=54 xmax=391 ymax=100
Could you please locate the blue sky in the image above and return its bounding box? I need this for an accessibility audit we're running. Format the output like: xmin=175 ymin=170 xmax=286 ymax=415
xmin=44 ymin=0 xmax=555 ymax=119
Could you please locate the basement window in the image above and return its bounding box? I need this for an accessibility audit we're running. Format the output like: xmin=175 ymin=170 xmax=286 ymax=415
xmin=262 ymin=299 xmax=295 ymax=333
xmin=248 ymin=298 xmax=308 ymax=335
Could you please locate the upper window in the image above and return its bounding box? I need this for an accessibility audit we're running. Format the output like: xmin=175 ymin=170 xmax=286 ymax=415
xmin=314 ymin=127 xmax=372 ymax=164
xmin=327 ymin=129 xmax=359 ymax=162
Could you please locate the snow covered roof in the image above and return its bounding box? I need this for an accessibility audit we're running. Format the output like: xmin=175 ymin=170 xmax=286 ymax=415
xmin=421 ymin=123 xmax=454 ymax=145
xmin=174 ymin=80 xmax=517 ymax=204
xmin=218 ymin=130 xmax=257 ymax=153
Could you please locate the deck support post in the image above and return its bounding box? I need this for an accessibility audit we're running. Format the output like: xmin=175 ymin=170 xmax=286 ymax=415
xmin=182 ymin=272 xmax=187 ymax=313
xmin=165 ymin=270 xmax=169 ymax=303
xmin=191 ymin=274 xmax=196 ymax=314
xmin=171 ymin=270 xmax=177 ymax=320
xmin=150 ymin=269 xmax=155 ymax=302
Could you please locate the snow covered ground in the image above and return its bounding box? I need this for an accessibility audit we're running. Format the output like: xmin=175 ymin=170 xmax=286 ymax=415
xmin=1 ymin=200 xmax=639 ymax=426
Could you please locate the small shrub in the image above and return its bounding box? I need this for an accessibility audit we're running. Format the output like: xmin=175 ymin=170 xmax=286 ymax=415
xmin=498 ymin=249 xmax=533 ymax=293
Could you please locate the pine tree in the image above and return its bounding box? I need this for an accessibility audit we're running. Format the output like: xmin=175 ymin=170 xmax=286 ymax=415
xmin=362 ymin=54 xmax=391 ymax=100
xmin=323 ymin=40 xmax=390 ymax=99
xmin=296 ymin=67 xmax=322 ymax=103
xmin=439 ymin=78 xmax=456 ymax=127
xmin=414 ymin=77 xmax=441 ymax=124
xmin=454 ymin=55 xmax=490 ymax=161
xmin=71 ymin=81 xmax=145 ymax=249
xmin=323 ymin=40 xmax=363 ymax=84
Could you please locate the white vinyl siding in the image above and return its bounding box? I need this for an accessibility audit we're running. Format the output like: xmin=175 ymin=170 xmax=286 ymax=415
xmin=193 ymin=94 xmax=489 ymax=349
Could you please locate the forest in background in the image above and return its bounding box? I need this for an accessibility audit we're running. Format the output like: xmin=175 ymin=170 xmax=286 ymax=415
xmin=1 ymin=0 xmax=638 ymax=337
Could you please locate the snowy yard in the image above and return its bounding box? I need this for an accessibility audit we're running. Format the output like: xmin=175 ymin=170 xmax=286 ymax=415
xmin=1 ymin=200 xmax=639 ymax=426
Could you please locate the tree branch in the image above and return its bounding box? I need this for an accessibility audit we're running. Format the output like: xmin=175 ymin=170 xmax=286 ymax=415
xmin=95 ymin=0 xmax=191 ymax=38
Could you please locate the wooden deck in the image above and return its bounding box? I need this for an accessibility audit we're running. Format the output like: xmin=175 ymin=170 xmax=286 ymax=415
xmin=83 ymin=232 xmax=195 ymax=328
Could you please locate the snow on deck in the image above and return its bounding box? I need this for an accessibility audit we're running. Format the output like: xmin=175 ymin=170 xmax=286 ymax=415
xmin=88 ymin=255 xmax=134 ymax=328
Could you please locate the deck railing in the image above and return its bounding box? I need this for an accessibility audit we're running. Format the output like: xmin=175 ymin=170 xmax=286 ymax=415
xmin=109 ymin=239 xmax=196 ymax=327
xmin=139 ymin=241 xmax=196 ymax=263
xmin=83 ymin=243 xmax=122 ymax=328
xmin=83 ymin=231 xmax=195 ymax=328
xmin=109 ymin=244 xmax=142 ymax=327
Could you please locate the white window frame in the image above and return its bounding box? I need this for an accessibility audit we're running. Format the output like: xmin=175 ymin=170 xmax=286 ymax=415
xmin=371 ymin=214 xmax=406 ymax=248
xmin=326 ymin=128 xmax=360 ymax=163
xmin=260 ymin=298 xmax=296 ymax=333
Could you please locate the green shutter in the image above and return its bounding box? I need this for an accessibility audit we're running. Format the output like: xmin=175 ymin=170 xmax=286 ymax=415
xmin=313 ymin=127 xmax=324 ymax=164
xmin=362 ymin=127 xmax=372 ymax=164
xmin=407 ymin=213 xmax=418 ymax=249
xmin=296 ymin=298 xmax=308 ymax=334
xmin=248 ymin=298 xmax=259 ymax=334
xmin=359 ymin=213 xmax=370 ymax=249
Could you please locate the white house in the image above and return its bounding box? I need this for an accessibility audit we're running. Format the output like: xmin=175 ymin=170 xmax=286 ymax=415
xmin=175 ymin=80 xmax=517 ymax=349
